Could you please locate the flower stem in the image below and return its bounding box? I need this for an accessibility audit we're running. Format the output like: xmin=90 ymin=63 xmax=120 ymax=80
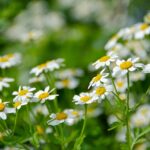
xmin=126 ymin=71 xmax=131 ymax=150
xmin=73 ymin=104 xmax=87 ymax=150
xmin=13 ymin=109 xmax=18 ymax=134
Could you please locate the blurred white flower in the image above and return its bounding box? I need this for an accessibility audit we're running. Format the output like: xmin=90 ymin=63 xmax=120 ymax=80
xmin=0 ymin=77 xmax=14 ymax=91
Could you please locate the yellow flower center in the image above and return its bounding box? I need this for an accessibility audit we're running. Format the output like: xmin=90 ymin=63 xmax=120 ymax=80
xmin=62 ymin=79 xmax=70 ymax=87
xmin=38 ymin=92 xmax=49 ymax=100
xmin=56 ymin=112 xmax=68 ymax=120
xmin=140 ymin=23 xmax=149 ymax=30
xmin=0 ymin=57 xmax=9 ymax=63
xmin=36 ymin=125 xmax=44 ymax=135
xmin=92 ymin=74 xmax=102 ymax=82
xmin=71 ymin=111 xmax=79 ymax=116
xmin=38 ymin=63 xmax=47 ymax=69
xmin=120 ymin=61 xmax=133 ymax=70
xmin=116 ymin=81 xmax=123 ymax=88
xmin=96 ymin=87 xmax=106 ymax=95
xmin=0 ymin=103 xmax=5 ymax=111
xmin=99 ymin=56 xmax=110 ymax=62
xmin=14 ymin=101 xmax=21 ymax=108
xmin=18 ymin=89 xmax=28 ymax=96
xmin=141 ymin=109 xmax=148 ymax=115
xmin=80 ymin=96 xmax=91 ymax=102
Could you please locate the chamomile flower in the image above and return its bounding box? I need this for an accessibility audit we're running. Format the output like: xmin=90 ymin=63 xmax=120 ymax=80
xmin=13 ymin=86 xmax=35 ymax=102
xmin=30 ymin=58 xmax=64 ymax=76
xmin=93 ymin=52 xmax=117 ymax=69
xmin=13 ymin=100 xmax=27 ymax=110
xmin=88 ymin=69 xmax=109 ymax=88
xmin=134 ymin=23 xmax=150 ymax=39
xmin=64 ymin=109 xmax=83 ymax=125
xmin=113 ymin=58 xmax=144 ymax=76
xmin=0 ymin=53 xmax=21 ymax=69
xmin=34 ymin=86 xmax=58 ymax=103
xmin=33 ymin=105 xmax=49 ymax=116
xmin=0 ymin=99 xmax=15 ymax=120
xmin=0 ymin=77 xmax=14 ymax=91
xmin=92 ymin=84 xmax=113 ymax=102
xmin=29 ymin=75 xmax=45 ymax=84
xmin=47 ymin=112 xmax=68 ymax=126
xmin=115 ymin=78 xmax=127 ymax=92
xmin=73 ymin=92 xmax=97 ymax=105
xmin=55 ymin=78 xmax=79 ymax=89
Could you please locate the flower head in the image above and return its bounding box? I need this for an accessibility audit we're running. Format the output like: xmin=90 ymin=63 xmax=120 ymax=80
xmin=93 ymin=52 xmax=117 ymax=69
xmin=34 ymin=86 xmax=58 ymax=103
xmin=13 ymin=86 xmax=35 ymax=103
xmin=73 ymin=92 xmax=96 ymax=105
xmin=0 ymin=77 xmax=14 ymax=91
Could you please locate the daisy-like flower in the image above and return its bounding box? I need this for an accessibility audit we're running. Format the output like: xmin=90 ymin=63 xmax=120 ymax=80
xmin=113 ymin=58 xmax=144 ymax=76
xmin=115 ymin=78 xmax=127 ymax=93
xmin=55 ymin=78 xmax=79 ymax=89
xmin=134 ymin=23 xmax=150 ymax=39
xmin=34 ymin=86 xmax=58 ymax=103
xmin=64 ymin=109 xmax=83 ymax=125
xmin=88 ymin=69 xmax=109 ymax=88
xmin=33 ymin=105 xmax=49 ymax=116
xmin=29 ymin=75 xmax=45 ymax=84
xmin=73 ymin=92 xmax=97 ymax=105
xmin=0 ymin=53 xmax=21 ymax=69
xmin=93 ymin=52 xmax=117 ymax=69
xmin=92 ymin=84 xmax=113 ymax=102
xmin=0 ymin=99 xmax=15 ymax=120
xmin=13 ymin=100 xmax=27 ymax=110
xmin=47 ymin=112 xmax=68 ymax=126
xmin=13 ymin=86 xmax=36 ymax=103
xmin=30 ymin=58 xmax=64 ymax=76
xmin=0 ymin=77 xmax=14 ymax=91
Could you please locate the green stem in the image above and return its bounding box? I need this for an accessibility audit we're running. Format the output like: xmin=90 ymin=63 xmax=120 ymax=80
xmin=107 ymin=66 xmax=118 ymax=95
xmin=73 ymin=104 xmax=87 ymax=150
xmin=59 ymin=124 xmax=65 ymax=150
xmin=13 ymin=109 xmax=18 ymax=134
xmin=126 ymin=71 xmax=131 ymax=150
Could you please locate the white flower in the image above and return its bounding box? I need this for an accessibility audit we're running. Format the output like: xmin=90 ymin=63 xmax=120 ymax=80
xmin=47 ymin=112 xmax=68 ymax=126
xmin=88 ymin=69 xmax=109 ymax=88
xmin=0 ymin=77 xmax=14 ymax=91
xmin=130 ymin=71 xmax=145 ymax=82
xmin=134 ymin=23 xmax=150 ymax=39
xmin=29 ymin=75 xmax=45 ymax=84
xmin=13 ymin=86 xmax=35 ymax=103
xmin=115 ymin=78 xmax=127 ymax=93
xmin=0 ymin=99 xmax=15 ymax=120
xmin=64 ymin=109 xmax=83 ymax=125
xmin=93 ymin=52 xmax=117 ymax=69
xmin=55 ymin=78 xmax=79 ymax=89
xmin=113 ymin=58 xmax=144 ymax=76
xmin=73 ymin=92 xmax=97 ymax=105
xmin=143 ymin=64 xmax=150 ymax=73
xmin=33 ymin=105 xmax=49 ymax=116
xmin=30 ymin=58 xmax=64 ymax=76
xmin=0 ymin=53 xmax=21 ymax=69
xmin=13 ymin=100 xmax=27 ymax=110
xmin=87 ymin=106 xmax=102 ymax=118
xmin=34 ymin=86 xmax=58 ymax=103
xmin=92 ymin=84 xmax=113 ymax=102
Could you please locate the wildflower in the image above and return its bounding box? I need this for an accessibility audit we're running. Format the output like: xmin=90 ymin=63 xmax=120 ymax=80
xmin=13 ymin=100 xmax=27 ymax=110
xmin=30 ymin=58 xmax=64 ymax=76
xmin=29 ymin=75 xmax=45 ymax=84
xmin=113 ymin=58 xmax=144 ymax=76
xmin=64 ymin=109 xmax=83 ymax=125
xmin=73 ymin=92 xmax=97 ymax=105
xmin=34 ymin=86 xmax=58 ymax=103
xmin=134 ymin=23 xmax=150 ymax=39
xmin=33 ymin=105 xmax=49 ymax=116
xmin=47 ymin=112 xmax=68 ymax=126
xmin=55 ymin=78 xmax=79 ymax=89
xmin=0 ymin=99 xmax=15 ymax=120
xmin=93 ymin=52 xmax=117 ymax=69
xmin=92 ymin=84 xmax=113 ymax=102
xmin=88 ymin=69 xmax=109 ymax=88
xmin=0 ymin=53 xmax=21 ymax=69
xmin=13 ymin=86 xmax=35 ymax=102
xmin=115 ymin=78 xmax=127 ymax=92
xmin=0 ymin=77 xmax=14 ymax=91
